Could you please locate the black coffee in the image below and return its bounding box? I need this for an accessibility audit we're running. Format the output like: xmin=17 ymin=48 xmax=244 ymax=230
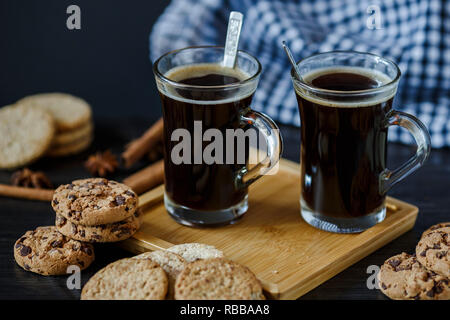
xmin=161 ymin=64 xmax=252 ymax=211
xmin=311 ymin=72 xmax=380 ymax=91
xmin=296 ymin=69 xmax=393 ymax=218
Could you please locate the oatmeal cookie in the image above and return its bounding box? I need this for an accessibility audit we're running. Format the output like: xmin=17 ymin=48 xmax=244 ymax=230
xmin=133 ymin=250 xmax=186 ymax=299
xmin=167 ymin=243 xmax=224 ymax=263
xmin=175 ymin=258 xmax=265 ymax=300
xmin=81 ymin=258 xmax=167 ymax=300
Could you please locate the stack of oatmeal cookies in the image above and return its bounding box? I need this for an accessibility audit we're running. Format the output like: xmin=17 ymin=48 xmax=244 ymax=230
xmin=0 ymin=93 xmax=93 ymax=170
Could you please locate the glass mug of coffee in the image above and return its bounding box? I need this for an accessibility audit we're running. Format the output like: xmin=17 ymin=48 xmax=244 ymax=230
xmin=290 ymin=51 xmax=431 ymax=233
xmin=154 ymin=46 xmax=283 ymax=227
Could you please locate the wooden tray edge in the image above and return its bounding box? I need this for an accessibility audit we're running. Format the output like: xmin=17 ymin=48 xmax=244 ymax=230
xmin=278 ymin=203 xmax=418 ymax=299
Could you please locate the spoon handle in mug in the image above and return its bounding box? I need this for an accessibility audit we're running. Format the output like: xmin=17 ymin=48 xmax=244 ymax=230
xmin=223 ymin=11 xmax=244 ymax=68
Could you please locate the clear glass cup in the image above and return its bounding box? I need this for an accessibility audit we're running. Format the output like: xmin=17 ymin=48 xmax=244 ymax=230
xmin=154 ymin=46 xmax=283 ymax=227
xmin=290 ymin=51 xmax=431 ymax=233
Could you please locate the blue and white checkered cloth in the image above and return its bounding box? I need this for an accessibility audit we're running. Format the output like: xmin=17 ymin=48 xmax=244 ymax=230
xmin=150 ymin=0 xmax=450 ymax=148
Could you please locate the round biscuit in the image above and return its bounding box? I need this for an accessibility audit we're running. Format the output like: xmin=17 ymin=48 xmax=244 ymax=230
xmin=52 ymin=178 xmax=139 ymax=226
xmin=0 ymin=104 xmax=54 ymax=169
xmin=416 ymin=227 xmax=449 ymax=278
xmin=175 ymin=258 xmax=265 ymax=300
xmin=167 ymin=243 xmax=224 ymax=263
xmin=47 ymin=134 xmax=92 ymax=157
xmin=133 ymin=250 xmax=186 ymax=299
xmin=421 ymin=222 xmax=450 ymax=238
xmin=17 ymin=93 xmax=92 ymax=132
xmin=55 ymin=209 xmax=142 ymax=243
xmin=378 ymin=252 xmax=449 ymax=300
xmin=52 ymin=121 xmax=93 ymax=147
xmin=81 ymin=258 xmax=168 ymax=300
xmin=13 ymin=226 xmax=95 ymax=276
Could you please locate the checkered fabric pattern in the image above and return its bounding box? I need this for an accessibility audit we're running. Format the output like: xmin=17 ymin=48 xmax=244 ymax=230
xmin=150 ymin=0 xmax=450 ymax=148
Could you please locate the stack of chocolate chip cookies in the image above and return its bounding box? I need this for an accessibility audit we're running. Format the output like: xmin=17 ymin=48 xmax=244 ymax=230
xmin=53 ymin=178 xmax=141 ymax=243
xmin=0 ymin=93 xmax=93 ymax=169
xmin=13 ymin=178 xmax=141 ymax=276
xmin=378 ymin=222 xmax=450 ymax=300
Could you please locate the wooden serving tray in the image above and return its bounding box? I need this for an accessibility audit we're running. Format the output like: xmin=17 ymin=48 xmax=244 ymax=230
xmin=120 ymin=159 xmax=418 ymax=300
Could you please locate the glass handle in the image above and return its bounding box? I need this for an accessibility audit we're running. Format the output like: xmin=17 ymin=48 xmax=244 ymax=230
xmin=380 ymin=110 xmax=431 ymax=194
xmin=235 ymin=110 xmax=283 ymax=189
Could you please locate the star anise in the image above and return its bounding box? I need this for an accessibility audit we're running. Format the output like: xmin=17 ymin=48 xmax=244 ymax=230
xmin=10 ymin=168 xmax=53 ymax=189
xmin=84 ymin=150 xmax=119 ymax=177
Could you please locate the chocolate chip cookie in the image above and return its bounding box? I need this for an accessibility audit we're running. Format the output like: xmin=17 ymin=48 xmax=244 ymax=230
xmin=416 ymin=227 xmax=449 ymax=278
xmin=81 ymin=258 xmax=168 ymax=300
xmin=13 ymin=226 xmax=94 ymax=275
xmin=422 ymin=222 xmax=450 ymax=238
xmin=55 ymin=209 xmax=142 ymax=243
xmin=175 ymin=258 xmax=265 ymax=300
xmin=52 ymin=178 xmax=138 ymax=226
xmin=378 ymin=252 xmax=449 ymax=300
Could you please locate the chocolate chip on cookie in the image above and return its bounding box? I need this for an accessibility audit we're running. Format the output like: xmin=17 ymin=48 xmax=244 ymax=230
xmin=422 ymin=222 xmax=450 ymax=238
xmin=13 ymin=226 xmax=95 ymax=275
xmin=378 ymin=252 xmax=450 ymax=300
xmin=55 ymin=209 xmax=142 ymax=243
xmin=52 ymin=178 xmax=138 ymax=226
xmin=416 ymin=227 xmax=449 ymax=278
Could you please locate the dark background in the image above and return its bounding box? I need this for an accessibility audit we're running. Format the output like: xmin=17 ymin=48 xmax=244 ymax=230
xmin=0 ymin=0 xmax=449 ymax=300
xmin=0 ymin=0 xmax=164 ymax=122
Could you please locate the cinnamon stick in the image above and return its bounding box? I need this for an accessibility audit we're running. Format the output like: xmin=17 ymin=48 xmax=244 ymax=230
xmin=0 ymin=184 xmax=54 ymax=202
xmin=122 ymin=118 xmax=164 ymax=168
xmin=123 ymin=159 xmax=164 ymax=194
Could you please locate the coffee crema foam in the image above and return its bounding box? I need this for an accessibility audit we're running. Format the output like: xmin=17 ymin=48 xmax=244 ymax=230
xmin=295 ymin=66 xmax=396 ymax=108
xmin=165 ymin=63 xmax=249 ymax=82
xmin=162 ymin=63 xmax=254 ymax=105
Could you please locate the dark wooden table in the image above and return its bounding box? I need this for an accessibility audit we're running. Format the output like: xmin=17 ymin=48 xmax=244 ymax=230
xmin=0 ymin=119 xmax=448 ymax=300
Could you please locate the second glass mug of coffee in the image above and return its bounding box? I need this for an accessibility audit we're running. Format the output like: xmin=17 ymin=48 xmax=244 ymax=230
xmin=153 ymin=46 xmax=283 ymax=227
xmin=290 ymin=51 xmax=431 ymax=233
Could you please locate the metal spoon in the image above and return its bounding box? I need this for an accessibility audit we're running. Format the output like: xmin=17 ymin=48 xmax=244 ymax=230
xmin=223 ymin=11 xmax=244 ymax=68
xmin=282 ymin=41 xmax=303 ymax=81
